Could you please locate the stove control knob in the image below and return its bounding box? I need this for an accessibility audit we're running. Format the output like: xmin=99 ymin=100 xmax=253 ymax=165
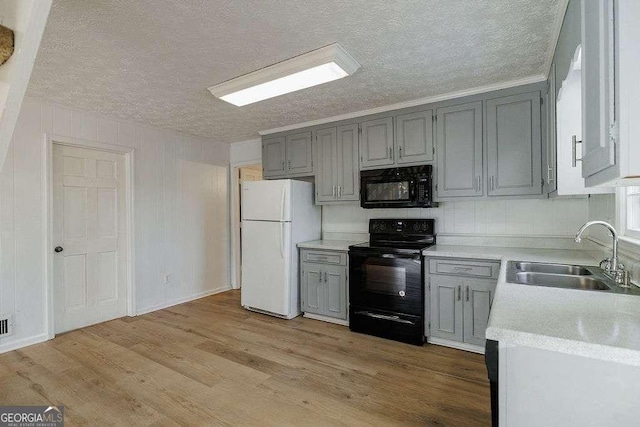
xmin=399 ymin=291 xmax=405 ymax=297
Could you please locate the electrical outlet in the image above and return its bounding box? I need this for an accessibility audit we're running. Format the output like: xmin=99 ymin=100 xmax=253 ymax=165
xmin=163 ymin=273 xmax=170 ymax=285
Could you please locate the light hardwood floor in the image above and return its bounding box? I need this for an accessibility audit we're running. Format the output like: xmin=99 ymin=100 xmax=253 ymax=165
xmin=0 ymin=290 xmax=490 ymax=426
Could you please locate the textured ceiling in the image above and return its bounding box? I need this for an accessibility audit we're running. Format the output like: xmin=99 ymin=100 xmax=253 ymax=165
xmin=27 ymin=0 xmax=562 ymax=143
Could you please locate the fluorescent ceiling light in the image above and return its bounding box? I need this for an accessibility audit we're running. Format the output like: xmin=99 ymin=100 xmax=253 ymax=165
xmin=208 ymin=43 xmax=360 ymax=107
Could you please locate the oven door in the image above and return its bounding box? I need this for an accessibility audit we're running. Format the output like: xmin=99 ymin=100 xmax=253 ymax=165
xmin=361 ymin=177 xmax=416 ymax=208
xmin=349 ymin=249 xmax=423 ymax=316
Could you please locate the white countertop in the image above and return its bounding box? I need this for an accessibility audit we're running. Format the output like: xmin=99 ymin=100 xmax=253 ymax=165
xmin=424 ymin=244 xmax=640 ymax=366
xmin=297 ymin=239 xmax=365 ymax=252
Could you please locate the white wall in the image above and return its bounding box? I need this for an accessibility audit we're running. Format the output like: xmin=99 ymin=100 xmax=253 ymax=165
xmin=230 ymin=138 xmax=261 ymax=166
xmin=323 ymin=198 xmax=589 ymax=238
xmin=0 ymin=97 xmax=230 ymax=352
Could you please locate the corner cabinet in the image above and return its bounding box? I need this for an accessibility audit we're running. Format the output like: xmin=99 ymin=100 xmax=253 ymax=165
xmin=262 ymin=131 xmax=313 ymax=179
xmin=315 ymin=124 xmax=359 ymax=204
xmin=435 ymin=102 xmax=483 ymax=197
xmin=486 ymin=91 xmax=542 ymax=196
xmin=427 ymin=257 xmax=499 ymax=352
xmin=300 ymin=249 xmax=348 ymax=324
xmin=360 ymin=111 xmax=434 ymax=170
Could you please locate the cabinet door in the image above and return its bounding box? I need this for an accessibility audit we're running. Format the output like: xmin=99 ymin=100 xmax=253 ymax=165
xmin=301 ymin=263 xmax=323 ymax=314
xmin=436 ymin=102 xmax=483 ymax=197
xmin=315 ymin=127 xmax=337 ymax=203
xmin=581 ymin=0 xmax=616 ymax=179
xmin=463 ymin=279 xmax=495 ymax=347
xmin=262 ymin=136 xmax=286 ymax=178
xmin=395 ymin=110 xmax=434 ymax=164
xmin=286 ymin=131 xmax=313 ymax=176
xmin=323 ymin=266 xmax=347 ymax=319
xmin=336 ymin=124 xmax=360 ymax=201
xmin=430 ymin=276 xmax=463 ymax=342
xmin=486 ymin=91 xmax=542 ymax=196
xmin=544 ymin=63 xmax=558 ymax=193
xmin=360 ymin=117 xmax=394 ymax=169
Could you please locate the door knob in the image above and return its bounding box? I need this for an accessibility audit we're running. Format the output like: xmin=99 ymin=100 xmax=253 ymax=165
xmin=54 ymin=246 xmax=63 ymax=253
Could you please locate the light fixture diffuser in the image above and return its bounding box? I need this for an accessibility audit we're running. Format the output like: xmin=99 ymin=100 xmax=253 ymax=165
xmin=208 ymin=43 xmax=360 ymax=106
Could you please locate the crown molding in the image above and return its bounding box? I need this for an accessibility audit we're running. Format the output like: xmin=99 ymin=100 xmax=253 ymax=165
xmin=258 ymin=74 xmax=546 ymax=136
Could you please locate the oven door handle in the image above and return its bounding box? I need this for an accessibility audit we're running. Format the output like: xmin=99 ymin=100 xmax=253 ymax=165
xmin=350 ymin=251 xmax=422 ymax=262
xmin=355 ymin=311 xmax=416 ymax=325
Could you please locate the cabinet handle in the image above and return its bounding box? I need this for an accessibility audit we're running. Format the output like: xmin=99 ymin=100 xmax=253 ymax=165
xmin=547 ymin=166 xmax=554 ymax=183
xmin=282 ymin=161 xmax=285 ymax=171
xmin=332 ymin=185 xmax=336 ymax=198
xmin=457 ymin=285 xmax=461 ymax=301
xmin=476 ymin=176 xmax=481 ymax=192
xmin=338 ymin=185 xmax=341 ymax=199
xmin=388 ymin=146 xmax=393 ymax=160
xmin=399 ymin=146 xmax=402 ymax=159
xmin=324 ymin=272 xmax=327 ymax=282
xmin=318 ymin=272 xmax=322 ymax=283
xmin=453 ymin=266 xmax=473 ymax=271
xmin=571 ymin=135 xmax=583 ymax=168
xmin=466 ymin=285 xmax=470 ymax=302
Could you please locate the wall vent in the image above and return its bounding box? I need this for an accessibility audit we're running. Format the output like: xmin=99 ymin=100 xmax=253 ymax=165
xmin=0 ymin=316 xmax=13 ymax=337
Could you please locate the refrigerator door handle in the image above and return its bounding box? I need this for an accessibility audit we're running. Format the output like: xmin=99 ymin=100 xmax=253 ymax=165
xmin=280 ymin=186 xmax=286 ymax=221
xmin=280 ymin=222 xmax=285 ymax=259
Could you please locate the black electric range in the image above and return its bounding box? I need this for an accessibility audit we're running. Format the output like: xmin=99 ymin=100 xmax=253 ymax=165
xmin=348 ymin=219 xmax=435 ymax=345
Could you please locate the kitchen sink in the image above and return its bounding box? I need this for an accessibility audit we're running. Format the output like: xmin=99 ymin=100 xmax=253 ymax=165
xmin=506 ymin=261 xmax=640 ymax=295
xmin=514 ymin=272 xmax=610 ymax=290
xmin=514 ymin=262 xmax=592 ymax=276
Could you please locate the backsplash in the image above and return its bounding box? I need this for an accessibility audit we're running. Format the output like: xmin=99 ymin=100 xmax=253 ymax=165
xmin=323 ymin=198 xmax=590 ymax=237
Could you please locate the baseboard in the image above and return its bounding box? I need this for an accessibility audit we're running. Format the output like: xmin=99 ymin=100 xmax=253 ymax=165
xmin=428 ymin=336 xmax=485 ymax=354
xmin=0 ymin=333 xmax=49 ymax=355
xmin=303 ymin=312 xmax=349 ymax=326
xmin=136 ymin=285 xmax=232 ymax=316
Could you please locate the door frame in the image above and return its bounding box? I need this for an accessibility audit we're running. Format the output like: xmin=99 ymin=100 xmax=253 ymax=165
xmin=230 ymin=160 xmax=262 ymax=290
xmin=44 ymin=134 xmax=135 ymax=339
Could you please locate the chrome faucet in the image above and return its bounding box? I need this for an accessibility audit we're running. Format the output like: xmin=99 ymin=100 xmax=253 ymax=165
xmin=575 ymin=221 xmax=630 ymax=286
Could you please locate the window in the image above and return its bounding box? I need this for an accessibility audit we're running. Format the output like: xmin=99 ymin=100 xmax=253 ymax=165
xmin=621 ymin=186 xmax=640 ymax=240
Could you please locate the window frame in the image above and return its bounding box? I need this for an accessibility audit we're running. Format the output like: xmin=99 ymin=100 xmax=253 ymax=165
xmin=618 ymin=186 xmax=640 ymax=241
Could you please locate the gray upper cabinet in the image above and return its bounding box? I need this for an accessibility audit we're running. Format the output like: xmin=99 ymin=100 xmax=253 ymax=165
xmin=286 ymin=131 xmax=313 ymax=176
xmin=430 ymin=276 xmax=464 ymax=342
xmin=315 ymin=124 xmax=359 ymax=204
xmin=486 ymin=91 xmax=542 ymax=196
xmin=262 ymin=136 xmax=286 ymax=178
xmin=544 ymin=63 xmax=558 ymax=194
xmin=462 ymin=279 xmax=494 ymax=347
xmin=436 ymin=102 xmax=483 ymax=197
xmin=395 ymin=110 xmax=434 ymax=165
xmin=315 ymin=127 xmax=337 ymax=203
xmin=580 ymin=0 xmax=615 ymax=180
xmin=359 ymin=117 xmax=394 ymax=169
xmin=336 ymin=124 xmax=360 ymax=201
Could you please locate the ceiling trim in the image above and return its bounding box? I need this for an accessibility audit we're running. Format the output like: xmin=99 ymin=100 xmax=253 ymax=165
xmin=258 ymin=74 xmax=546 ymax=136
xmin=543 ymin=0 xmax=571 ymax=78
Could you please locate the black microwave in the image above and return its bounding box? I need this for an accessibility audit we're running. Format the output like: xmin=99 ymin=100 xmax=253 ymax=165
xmin=360 ymin=165 xmax=437 ymax=209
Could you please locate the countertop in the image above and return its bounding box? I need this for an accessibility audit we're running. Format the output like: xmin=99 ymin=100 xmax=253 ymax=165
xmin=424 ymin=244 xmax=640 ymax=366
xmin=297 ymin=240 xmax=365 ymax=252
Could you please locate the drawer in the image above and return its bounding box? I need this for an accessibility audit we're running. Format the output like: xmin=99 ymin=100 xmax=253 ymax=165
xmin=429 ymin=258 xmax=500 ymax=279
xmin=301 ymin=249 xmax=347 ymax=266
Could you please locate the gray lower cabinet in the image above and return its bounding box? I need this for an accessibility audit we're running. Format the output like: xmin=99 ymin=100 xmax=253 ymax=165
xmin=436 ymin=101 xmax=483 ymax=197
xmin=359 ymin=117 xmax=394 ymax=169
xmin=427 ymin=257 xmax=498 ymax=348
xmin=262 ymin=132 xmax=313 ymax=179
xmin=262 ymin=136 xmax=286 ymax=178
xmin=395 ymin=110 xmax=434 ymax=165
xmin=486 ymin=91 xmax=542 ymax=196
xmin=315 ymin=124 xmax=359 ymax=204
xmin=300 ymin=249 xmax=348 ymax=321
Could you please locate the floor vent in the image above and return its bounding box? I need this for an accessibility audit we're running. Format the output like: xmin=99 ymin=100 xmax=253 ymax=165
xmin=0 ymin=316 xmax=13 ymax=337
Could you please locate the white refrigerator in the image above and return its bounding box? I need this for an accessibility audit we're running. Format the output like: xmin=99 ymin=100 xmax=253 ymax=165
xmin=241 ymin=179 xmax=321 ymax=319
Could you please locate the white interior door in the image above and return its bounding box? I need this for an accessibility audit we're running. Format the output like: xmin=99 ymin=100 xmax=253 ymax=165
xmin=53 ymin=144 xmax=127 ymax=334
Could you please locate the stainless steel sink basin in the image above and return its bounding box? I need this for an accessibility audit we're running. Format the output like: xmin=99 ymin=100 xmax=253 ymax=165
xmin=514 ymin=262 xmax=591 ymax=276
xmin=515 ymin=272 xmax=610 ymax=290
xmin=506 ymin=261 xmax=640 ymax=295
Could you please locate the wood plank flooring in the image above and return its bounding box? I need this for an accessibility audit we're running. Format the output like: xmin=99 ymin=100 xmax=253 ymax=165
xmin=0 ymin=290 xmax=490 ymax=426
